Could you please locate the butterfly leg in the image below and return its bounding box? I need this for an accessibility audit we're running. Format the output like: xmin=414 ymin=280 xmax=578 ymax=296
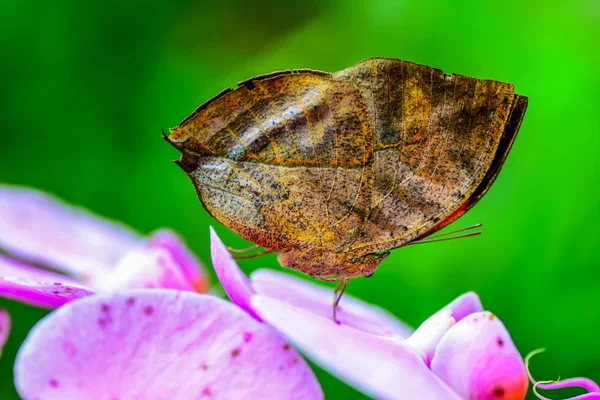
xmin=227 ymin=244 xmax=261 ymax=254
xmin=332 ymin=279 xmax=349 ymax=324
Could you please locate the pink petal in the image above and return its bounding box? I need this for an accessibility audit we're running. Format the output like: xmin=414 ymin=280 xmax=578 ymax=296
xmin=251 ymin=268 xmax=413 ymax=338
xmin=210 ymin=227 xmax=259 ymax=320
xmin=444 ymin=292 xmax=484 ymax=322
xmin=0 ymin=184 xmax=141 ymax=278
xmin=431 ymin=311 xmax=528 ymax=400
xmin=146 ymin=229 xmax=209 ymax=293
xmin=405 ymin=308 xmax=454 ymax=366
xmin=15 ymin=290 xmax=323 ymax=400
xmin=526 ymin=351 xmax=600 ymax=399
xmin=537 ymin=378 xmax=600 ymax=393
xmin=0 ymin=255 xmax=94 ymax=309
xmin=404 ymin=292 xmax=484 ymax=366
xmin=0 ymin=307 xmax=10 ymax=357
xmin=536 ymin=379 xmax=600 ymax=400
xmin=252 ymin=294 xmax=461 ymax=400
xmin=89 ymin=244 xmax=200 ymax=293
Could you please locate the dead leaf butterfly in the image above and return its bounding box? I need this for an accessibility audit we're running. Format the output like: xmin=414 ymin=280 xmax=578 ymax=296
xmin=165 ymin=57 xmax=527 ymax=285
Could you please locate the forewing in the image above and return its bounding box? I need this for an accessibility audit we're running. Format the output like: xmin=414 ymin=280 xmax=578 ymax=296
xmin=333 ymin=58 xmax=524 ymax=256
xmin=169 ymin=72 xmax=374 ymax=251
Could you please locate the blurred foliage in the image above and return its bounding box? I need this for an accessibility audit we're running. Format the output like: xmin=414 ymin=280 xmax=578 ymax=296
xmin=0 ymin=0 xmax=598 ymax=398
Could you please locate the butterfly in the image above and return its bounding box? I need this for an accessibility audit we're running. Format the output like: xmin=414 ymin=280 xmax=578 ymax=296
xmin=165 ymin=57 xmax=527 ymax=284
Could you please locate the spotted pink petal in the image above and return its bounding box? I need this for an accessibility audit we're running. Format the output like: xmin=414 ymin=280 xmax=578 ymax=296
xmin=0 ymin=255 xmax=94 ymax=309
xmin=15 ymin=290 xmax=323 ymax=400
xmin=210 ymin=228 xmax=412 ymax=336
xmin=0 ymin=184 xmax=141 ymax=278
xmin=430 ymin=311 xmax=528 ymax=400
xmin=252 ymin=294 xmax=460 ymax=400
xmin=146 ymin=229 xmax=209 ymax=293
xmin=0 ymin=307 xmax=10 ymax=357
xmin=210 ymin=227 xmax=259 ymax=320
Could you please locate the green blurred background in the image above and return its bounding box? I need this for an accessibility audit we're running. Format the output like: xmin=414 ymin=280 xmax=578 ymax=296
xmin=1 ymin=0 xmax=598 ymax=398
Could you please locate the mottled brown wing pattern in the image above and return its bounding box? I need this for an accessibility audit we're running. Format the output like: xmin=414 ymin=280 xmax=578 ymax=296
xmin=333 ymin=58 xmax=517 ymax=256
xmin=169 ymin=72 xmax=375 ymax=251
xmin=169 ymin=58 xmax=527 ymax=279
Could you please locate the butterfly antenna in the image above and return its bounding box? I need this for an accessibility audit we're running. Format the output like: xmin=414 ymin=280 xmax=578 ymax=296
xmin=429 ymin=223 xmax=483 ymax=239
xmin=407 ymin=231 xmax=482 ymax=246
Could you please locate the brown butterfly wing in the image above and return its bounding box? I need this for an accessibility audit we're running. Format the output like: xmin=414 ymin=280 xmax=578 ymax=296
xmin=168 ymin=71 xmax=376 ymax=251
xmin=169 ymin=58 xmax=527 ymax=265
xmin=331 ymin=58 xmax=526 ymax=256
xmin=412 ymin=94 xmax=528 ymax=241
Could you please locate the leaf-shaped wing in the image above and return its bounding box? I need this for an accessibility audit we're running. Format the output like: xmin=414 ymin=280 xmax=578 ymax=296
xmin=169 ymin=58 xmax=527 ymax=270
xmin=169 ymin=72 xmax=375 ymax=251
xmin=333 ymin=58 xmax=526 ymax=256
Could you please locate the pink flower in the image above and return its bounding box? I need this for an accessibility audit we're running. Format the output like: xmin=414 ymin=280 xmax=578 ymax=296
xmin=0 ymin=184 xmax=209 ymax=310
xmin=210 ymin=228 xmax=600 ymax=400
xmin=14 ymin=289 xmax=324 ymax=399
xmin=4 ymin=187 xmax=323 ymax=399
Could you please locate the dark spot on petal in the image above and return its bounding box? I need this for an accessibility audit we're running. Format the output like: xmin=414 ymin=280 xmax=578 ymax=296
xmin=231 ymin=348 xmax=240 ymax=358
xmin=283 ymin=344 xmax=291 ymax=351
xmin=49 ymin=379 xmax=59 ymax=388
xmin=201 ymin=387 xmax=212 ymax=397
xmin=53 ymin=282 xmax=61 ymax=286
xmin=126 ymin=297 xmax=135 ymax=306
xmin=489 ymin=313 xmax=496 ymax=320
xmin=473 ymin=317 xmax=478 ymax=323
xmin=52 ymin=290 xmax=59 ymax=294
xmin=144 ymin=306 xmax=154 ymax=315
xmin=292 ymin=358 xmax=298 ymax=364
xmin=199 ymin=363 xmax=208 ymax=370
xmin=497 ymin=337 xmax=504 ymax=347
xmin=493 ymin=386 xmax=505 ymax=397
xmin=243 ymin=332 xmax=253 ymax=343
xmin=101 ymin=304 xmax=110 ymax=313
xmin=98 ymin=317 xmax=112 ymax=328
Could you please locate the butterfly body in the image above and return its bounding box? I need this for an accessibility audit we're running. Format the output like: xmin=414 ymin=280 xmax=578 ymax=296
xmin=168 ymin=58 xmax=527 ymax=280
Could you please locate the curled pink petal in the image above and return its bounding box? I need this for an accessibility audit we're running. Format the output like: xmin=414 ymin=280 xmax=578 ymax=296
xmin=536 ymin=378 xmax=600 ymax=393
xmin=0 ymin=184 xmax=140 ymax=278
xmin=146 ymin=229 xmax=209 ymax=293
xmin=431 ymin=311 xmax=528 ymax=400
xmin=252 ymin=294 xmax=461 ymax=400
xmin=526 ymin=349 xmax=600 ymax=400
xmin=210 ymin=227 xmax=259 ymax=320
xmin=0 ymin=255 xmax=94 ymax=309
xmin=251 ymin=268 xmax=413 ymax=338
xmin=443 ymin=291 xmax=484 ymax=322
xmin=15 ymin=289 xmax=323 ymax=400
xmin=0 ymin=307 xmax=10 ymax=357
